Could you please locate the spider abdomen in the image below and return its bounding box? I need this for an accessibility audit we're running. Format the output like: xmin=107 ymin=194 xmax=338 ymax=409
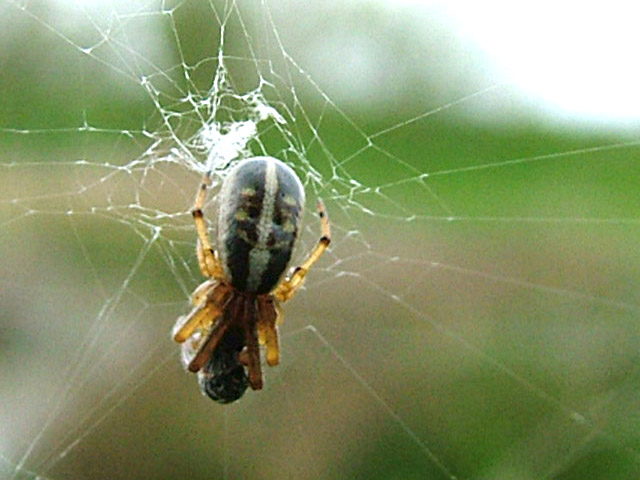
xmin=217 ymin=157 xmax=305 ymax=294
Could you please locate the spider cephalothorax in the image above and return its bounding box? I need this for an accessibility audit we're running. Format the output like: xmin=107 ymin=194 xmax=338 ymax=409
xmin=172 ymin=157 xmax=330 ymax=403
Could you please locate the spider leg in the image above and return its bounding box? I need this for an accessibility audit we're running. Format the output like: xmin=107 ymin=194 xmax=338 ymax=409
xmin=191 ymin=279 xmax=217 ymax=306
xmin=258 ymin=296 xmax=281 ymax=366
xmin=244 ymin=327 xmax=263 ymax=390
xmin=192 ymin=173 xmax=225 ymax=280
xmin=187 ymin=313 xmax=233 ymax=373
xmin=172 ymin=283 xmax=231 ymax=343
xmin=234 ymin=298 xmax=264 ymax=390
xmin=274 ymin=199 xmax=331 ymax=302
xmin=257 ymin=325 xmax=266 ymax=346
xmin=242 ymin=298 xmax=264 ymax=390
xmin=172 ymin=304 xmax=219 ymax=343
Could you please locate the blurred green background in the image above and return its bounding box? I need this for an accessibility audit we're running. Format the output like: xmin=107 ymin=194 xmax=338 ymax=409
xmin=1 ymin=1 xmax=640 ymax=480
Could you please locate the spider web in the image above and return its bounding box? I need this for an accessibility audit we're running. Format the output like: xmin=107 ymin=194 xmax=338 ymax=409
xmin=1 ymin=1 xmax=640 ymax=479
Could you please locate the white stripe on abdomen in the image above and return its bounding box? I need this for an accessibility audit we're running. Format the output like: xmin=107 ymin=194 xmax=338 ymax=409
xmin=247 ymin=160 xmax=278 ymax=291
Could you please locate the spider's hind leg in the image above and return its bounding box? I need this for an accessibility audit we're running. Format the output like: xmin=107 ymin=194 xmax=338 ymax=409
xmin=191 ymin=173 xmax=225 ymax=280
xmin=274 ymin=199 xmax=331 ymax=302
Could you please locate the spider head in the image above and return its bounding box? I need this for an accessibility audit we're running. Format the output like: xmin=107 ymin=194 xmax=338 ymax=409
xmin=197 ymin=326 xmax=249 ymax=404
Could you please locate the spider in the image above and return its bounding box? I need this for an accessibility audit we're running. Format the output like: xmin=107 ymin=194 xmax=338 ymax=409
xmin=172 ymin=156 xmax=330 ymax=403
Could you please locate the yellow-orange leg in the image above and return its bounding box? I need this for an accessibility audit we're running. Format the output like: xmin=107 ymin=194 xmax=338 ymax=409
xmin=274 ymin=199 xmax=331 ymax=302
xmin=258 ymin=296 xmax=281 ymax=366
xmin=192 ymin=173 xmax=225 ymax=280
xmin=190 ymin=279 xmax=217 ymax=306
xmin=172 ymin=282 xmax=231 ymax=343
xmin=172 ymin=303 xmax=220 ymax=343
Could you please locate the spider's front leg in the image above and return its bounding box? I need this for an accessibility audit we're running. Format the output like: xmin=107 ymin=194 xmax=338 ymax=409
xmin=273 ymin=199 xmax=331 ymax=303
xmin=172 ymin=282 xmax=232 ymax=343
xmin=257 ymin=296 xmax=281 ymax=366
xmin=225 ymin=296 xmax=264 ymax=390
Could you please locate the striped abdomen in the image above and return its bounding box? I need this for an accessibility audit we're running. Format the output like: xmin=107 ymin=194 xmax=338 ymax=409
xmin=217 ymin=157 xmax=305 ymax=294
